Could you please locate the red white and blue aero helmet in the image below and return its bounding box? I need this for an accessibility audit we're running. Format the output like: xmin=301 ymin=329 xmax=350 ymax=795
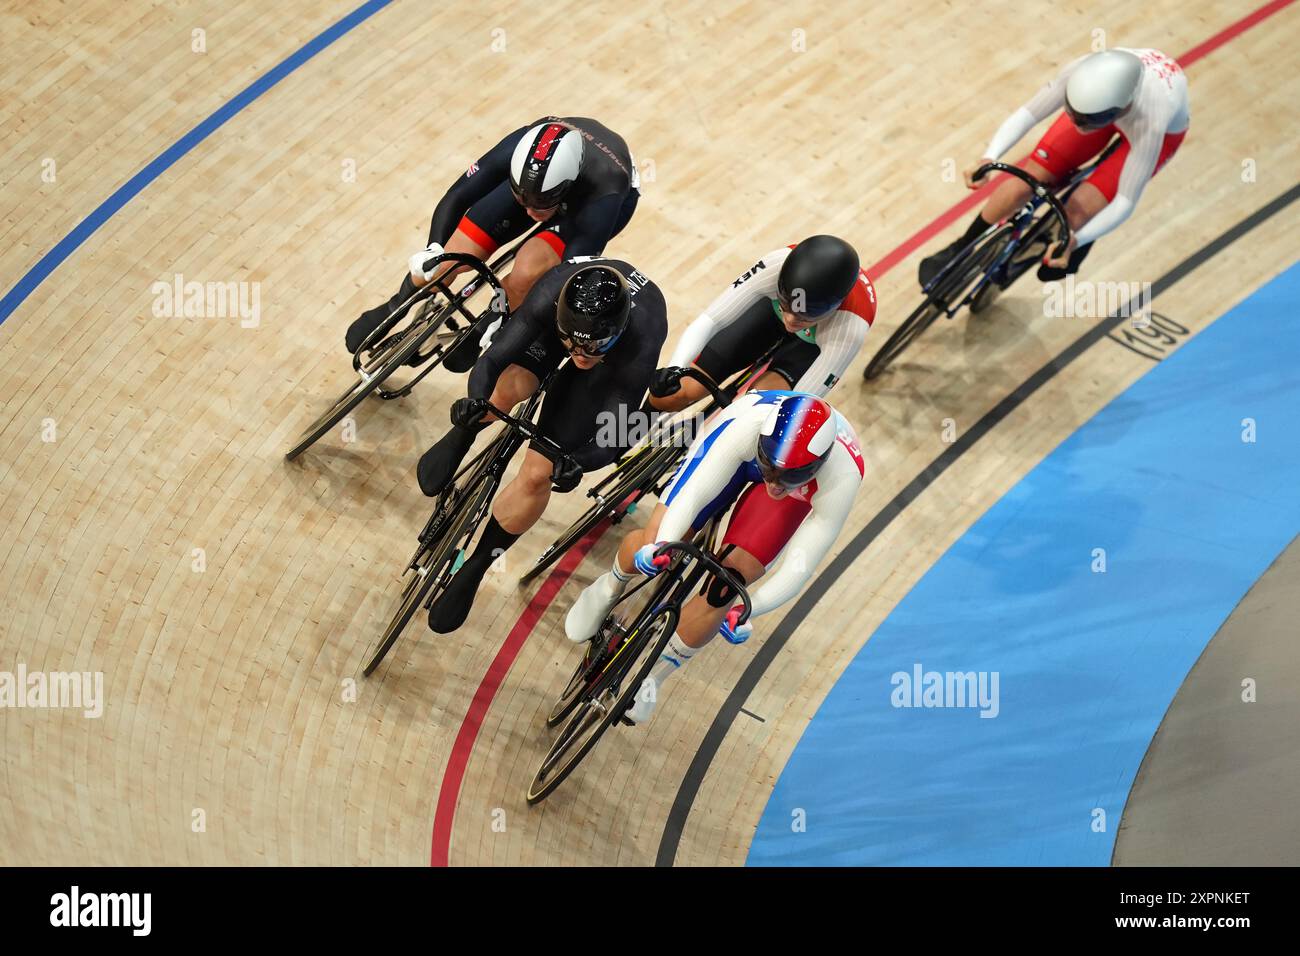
xmin=757 ymin=395 xmax=837 ymax=488
xmin=509 ymin=122 xmax=585 ymax=209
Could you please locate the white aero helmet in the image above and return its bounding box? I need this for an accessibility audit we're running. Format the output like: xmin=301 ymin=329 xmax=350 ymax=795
xmin=509 ymin=121 xmax=585 ymax=210
xmin=1065 ymin=50 xmax=1144 ymax=130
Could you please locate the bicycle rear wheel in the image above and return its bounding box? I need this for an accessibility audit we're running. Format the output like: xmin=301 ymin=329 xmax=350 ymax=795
xmin=526 ymin=606 xmax=678 ymax=804
xmin=285 ymin=297 xmax=445 ymax=461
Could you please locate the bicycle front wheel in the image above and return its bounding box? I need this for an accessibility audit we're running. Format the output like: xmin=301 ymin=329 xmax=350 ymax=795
xmin=519 ymin=445 xmax=676 ymax=587
xmin=526 ymin=606 xmax=677 ymax=804
xmin=863 ymin=298 xmax=944 ymax=381
xmin=361 ymin=476 xmax=494 ymax=676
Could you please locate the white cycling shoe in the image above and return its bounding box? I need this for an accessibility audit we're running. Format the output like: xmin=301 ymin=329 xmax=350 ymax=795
xmin=564 ymin=571 xmax=625 ymax=643
xmin=627 ymin=675 xmax=659 ymax=724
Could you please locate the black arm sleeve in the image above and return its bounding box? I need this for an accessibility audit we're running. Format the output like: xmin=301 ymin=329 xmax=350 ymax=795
xmin=557 ymin=192 xmax=626 ymax=259
xmin=427 ymin=125 xmax=529 ymax=245
xmin=466 ymin=268 xmax=562 ymax=400
xmin=467 ymin=307 xmax=542 ymax=401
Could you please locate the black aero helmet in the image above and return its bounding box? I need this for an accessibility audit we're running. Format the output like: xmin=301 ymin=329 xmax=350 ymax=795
xmin=555 ymin=264 xmax=631 ymax=356
xmin=777 ymin=235 xmax=860 ymax=319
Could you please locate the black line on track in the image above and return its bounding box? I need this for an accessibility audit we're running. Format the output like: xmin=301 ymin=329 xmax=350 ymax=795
xmin=656 ymin=181 xmax=1300 ymax=867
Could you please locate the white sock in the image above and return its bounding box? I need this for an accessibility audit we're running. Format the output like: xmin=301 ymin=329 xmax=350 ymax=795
xmin=649 ymin=633 xmax=697 ymax=685
xmin=612 ymin=553 xmax=634 ymax=584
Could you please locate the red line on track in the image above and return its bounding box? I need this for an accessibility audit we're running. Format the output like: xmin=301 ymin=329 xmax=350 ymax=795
xmin=428 ymin=0 xmax=1297 ymax=866
xmin=430 ymin=522 xmax=607 ymax=865
xmin=1179 ymin=0 xmax=1295 ymax=66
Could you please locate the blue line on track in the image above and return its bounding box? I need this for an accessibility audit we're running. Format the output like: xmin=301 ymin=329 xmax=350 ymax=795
xmin=0 ymin=0 xmax=394 ymax=327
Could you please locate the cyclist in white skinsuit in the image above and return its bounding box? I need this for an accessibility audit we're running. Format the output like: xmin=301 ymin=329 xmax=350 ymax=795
xmin=564 ymin=390 xmax=865 ymax=724
xmin=918 ymin=47 xmax=1190 ymax=286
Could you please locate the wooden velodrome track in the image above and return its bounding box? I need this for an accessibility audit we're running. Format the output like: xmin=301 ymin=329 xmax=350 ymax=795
xmin=2 ymin=0 xmax=1297 ymax=866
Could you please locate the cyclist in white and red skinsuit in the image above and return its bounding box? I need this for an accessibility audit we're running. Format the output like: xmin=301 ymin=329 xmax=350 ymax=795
xmin=918 ymin=47 xmax=1189 ymax=286
xmin=563 ymin=390 xmax=865 ymax=724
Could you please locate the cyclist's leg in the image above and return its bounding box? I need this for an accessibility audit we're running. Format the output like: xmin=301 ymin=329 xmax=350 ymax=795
xmin=501 ymin=232 xmax=562 ymax=311
xmin=429 ymin=358 xmax=586 ymax=630
xmin=561 ymin=504 xmax=663 ymax=644
xmin=649 ymin=299 xmax=784 ymax=412
xmin=628 ymin=484 xmax=809 ymax=720
xmin=564 ymin=458 xmax=749 ymax=643
xmin=415 ymin=341 xmax=554 ymax=498
xmin=627 ymin=542 xmax=766 ymax=724
xmin=675 ymin=547 xmax=766 ymax=645
xmin=1036 ymin=179 xmax=1108 ymax=281
xmin=1042 ymin=128 xmax=1186 ymax=280
xmin=426 ymin=441 xmax=553 ymax=633
xmin=680 ymin=482 xmax=809 ymax=649
xmin=918 ymin=113 xmax=1107 ymax=287
xmin=434 ymin=186 xmax=543 ymax=371
xmin=987 ymin=113 xmax=1111 ymax=220
xmin=346 ymin=183 xmax=521 ymax=354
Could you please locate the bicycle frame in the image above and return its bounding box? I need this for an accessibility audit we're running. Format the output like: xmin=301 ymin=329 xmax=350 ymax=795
xmin=924 ymin=143 xmax=1121 ymax=319
xmin=362 ymin=222 xmax=548 ymax=400
xmin=412 ymin=370 xmax=569 ymax=561
xmin=526 ymin=521 xmax=753 ymax=800
xmin=584 ymin=339 xmax=783 ymax=502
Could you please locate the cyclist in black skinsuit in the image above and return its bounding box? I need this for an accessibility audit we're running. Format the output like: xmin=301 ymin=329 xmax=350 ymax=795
xmin=417 ymin=257 xmax=667 ymax=634
xmin=346 ymin=117 xmax=640 ymax=369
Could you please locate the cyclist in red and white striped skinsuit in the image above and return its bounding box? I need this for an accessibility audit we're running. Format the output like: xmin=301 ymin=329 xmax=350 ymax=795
xmin=648 ymin=236 xmax=876 ymax=410
xmin=919 ymin=47 xmax=1189 ymax=286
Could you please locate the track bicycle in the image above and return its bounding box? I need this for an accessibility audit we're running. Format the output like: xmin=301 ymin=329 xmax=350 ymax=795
xmin=525 ymin=527 xmax=751 ymax=803
xmin=517 ymin=340 xmax=782 ymax=587
xmin=360 ymin=383 xmax=574 ymax=676
xmin=862 ymin=156 xmax=1118 ymax=381
xmin=285 ymin=225 xmax=544 ymax=459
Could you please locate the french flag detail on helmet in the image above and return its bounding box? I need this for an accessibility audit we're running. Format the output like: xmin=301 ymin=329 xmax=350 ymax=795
xmin=510 ymin=122 xmax=585 ymax=209
xmin=757 ymin=395 xmax=836 ymax=487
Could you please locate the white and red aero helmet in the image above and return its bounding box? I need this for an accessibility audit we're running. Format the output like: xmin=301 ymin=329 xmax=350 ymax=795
xmin=509 ymin=122 xmax=585 ymax=209
xmin=757 ymin=394 xmax=837 ymax=488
